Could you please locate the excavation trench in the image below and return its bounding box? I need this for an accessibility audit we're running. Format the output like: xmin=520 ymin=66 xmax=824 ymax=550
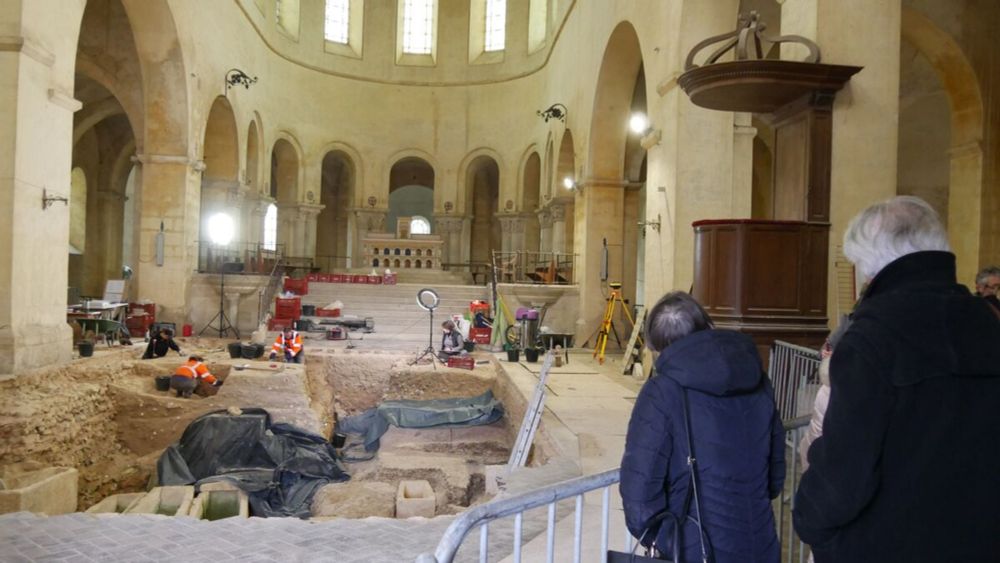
xmin=0 ymin=338 xmax=521 ymax=518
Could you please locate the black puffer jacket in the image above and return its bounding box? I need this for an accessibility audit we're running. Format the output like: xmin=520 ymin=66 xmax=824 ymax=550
xmin=793 ymin=251 xmax=1000 ymax=562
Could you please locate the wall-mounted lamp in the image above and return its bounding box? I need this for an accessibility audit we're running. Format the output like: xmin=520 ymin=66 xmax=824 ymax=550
xmin=41 ymin=188 xmax=68 ymax=210
xmin=367 ymin=196 xmax=377 ymax=208
xmin=629 ymin=112 xmax=662 ymax=149
xmin=537 ymin=103 xmax=568 ymax=123
xmin=562 ymin=177 xmax=578 ymax=191
xmin=225 ymin=68 xmax=258 ymax=95
xmin=638 ymin=213 xmax=662 ymax=234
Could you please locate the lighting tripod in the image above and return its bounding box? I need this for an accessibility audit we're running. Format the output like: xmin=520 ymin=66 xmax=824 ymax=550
xmin=591 ymin=282 xmax=635 ymax=364
xmin=200 ymin=258 xmax=239 ymax=338
xmin=411 ymin=288 xmax=441 ymax=366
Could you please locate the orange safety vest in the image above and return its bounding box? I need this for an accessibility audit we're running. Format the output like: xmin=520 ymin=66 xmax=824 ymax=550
xmin=173 ymin=360 xmax=217 ymax=385
xmin=272 ymin=331 xmax=303 ymax=355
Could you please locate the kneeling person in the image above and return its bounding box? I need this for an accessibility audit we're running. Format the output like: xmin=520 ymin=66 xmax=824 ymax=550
xmin=143 ymin=328 xmax=182 ymax=359
xmin=270 ymin=327 xmax=303 ymax=363
xmin=171 ymin=355 xmax=220 ymax=398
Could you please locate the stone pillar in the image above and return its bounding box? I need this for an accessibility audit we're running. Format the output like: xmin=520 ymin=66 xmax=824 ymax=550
xmin=0 ymin=2 xmax=84 ymax=372
xmin=538 ymin=208 xmax=553 ymax=253
xmin=497 ymin=215 xmax=519 ymax=253
xmin=575 ymin=181 xmax=625 ymax=341
xmin=276 ymin=203 xmax=297 ymax=256
xmin=353 ymin=208 xmax=387 ymax=264
xmin=549 ymin=203 xmax=568 ymax=254
xmin=133 ymin=155 xmax=204 ymax=325
xmin=299 ymin=204 xmax=324 ymax=260
xmin=434 ymin=216 xmax=465 ymax=265
xmin=947 ymin=141 xmax=984 ymax=286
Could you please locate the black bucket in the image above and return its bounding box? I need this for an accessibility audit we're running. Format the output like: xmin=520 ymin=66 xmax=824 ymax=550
xmin=463 ymin=341 xmax=475 ymax=353
xmin=506 ymin=349 xmax=520 ymax=362
xmin=331 ymin=433 xmax=347 ymax=448
xmin=294 ymin=319 xmax=312 ymax=332
xmin=154 ymin=375 xmax=171 ymax=392
xmin=301 ymin=304 xmax=316 ymax=316
xmin=227 ymin=342 xmax=243 ymax=358
xmin=242 ymin=343 xmax=264 ymax=359
xmin=78 ymin=341 xmax=94 ymax=358
xmin=524 ymin=348 xmax=539 ymax=363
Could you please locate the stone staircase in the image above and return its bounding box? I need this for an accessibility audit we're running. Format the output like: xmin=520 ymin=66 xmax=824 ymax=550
xmin=299 ymin=280 xmax=490 ymax=352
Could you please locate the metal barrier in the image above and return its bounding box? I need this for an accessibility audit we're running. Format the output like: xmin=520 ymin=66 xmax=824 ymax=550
xmin=769 ymin=341 xmax=822 ymax=421
xmin=196 ymin=241 xmax=283 ymax=274
xmin=416 ymin=420 xmax=813 ymax=563
xmin=492 ymin=251 xmax=577 ymax=285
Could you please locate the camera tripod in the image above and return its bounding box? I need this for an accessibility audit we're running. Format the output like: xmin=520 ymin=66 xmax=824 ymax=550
xmin=590 ymin=282 xmax=635 ymax=364
xmin=411 ymin=303 xmax=439 ymax=366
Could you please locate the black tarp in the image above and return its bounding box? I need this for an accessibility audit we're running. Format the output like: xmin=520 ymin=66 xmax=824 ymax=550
xmin=336 ymin=390 xmax=505 ymax=456
xmin=157 ymin=408 xmax=349 ymax=518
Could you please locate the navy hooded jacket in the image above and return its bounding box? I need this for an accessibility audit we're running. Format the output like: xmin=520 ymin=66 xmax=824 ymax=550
xmin=620 ymin=329 xmax=785 ymax=563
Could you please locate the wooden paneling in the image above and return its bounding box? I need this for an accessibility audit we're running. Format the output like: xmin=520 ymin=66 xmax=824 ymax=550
xmin=773 ymin=115 xmax=809 ymax=220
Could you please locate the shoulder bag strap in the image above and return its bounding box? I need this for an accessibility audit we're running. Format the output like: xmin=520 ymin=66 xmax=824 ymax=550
xmin=681 ymin=388 xmax=711 ymax=563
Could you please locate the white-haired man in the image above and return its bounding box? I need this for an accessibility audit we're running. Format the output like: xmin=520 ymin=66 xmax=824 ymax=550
xmin=793 ymin=196 xmax=1000 ymax=562
xmin=975 ymin=265 xmax=1000 ymax=318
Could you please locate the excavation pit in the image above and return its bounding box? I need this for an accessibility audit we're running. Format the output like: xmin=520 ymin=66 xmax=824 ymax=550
xmin=0 ymin=338 xmax=519 ymax=519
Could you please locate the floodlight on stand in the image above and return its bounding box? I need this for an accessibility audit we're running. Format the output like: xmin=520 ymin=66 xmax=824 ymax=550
xmin=200 ymin=212 xmax=238 ymax=339
xmin=412 ymin=288 xmax=441 ymax=366
xmin=207 ymin=212 xmax=235 ymax=246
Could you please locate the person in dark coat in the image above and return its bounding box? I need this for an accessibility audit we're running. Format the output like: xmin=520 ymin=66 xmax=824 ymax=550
xmin=620 ymin=291 xmax=785 ymax=563
xmin=142 ymin=327 xmax=182 ymax=359
xmin=794 ymin=196 xmax=1000 ymax=563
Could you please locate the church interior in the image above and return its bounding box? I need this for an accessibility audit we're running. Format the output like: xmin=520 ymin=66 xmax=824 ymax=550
xmin=0 ymin=0 xmax=997 ymax=560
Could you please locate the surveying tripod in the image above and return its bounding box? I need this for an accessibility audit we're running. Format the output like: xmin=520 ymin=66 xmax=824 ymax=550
xmin=591 ymin=282 xmax=635 ymax=364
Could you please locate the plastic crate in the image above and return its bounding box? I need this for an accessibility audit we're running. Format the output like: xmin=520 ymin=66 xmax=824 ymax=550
xmin=283 ymin=278 xmax=309 ymax=296
xmin=330 ymin=274 xmax=346 ymax=283
xmin=469 ymin=300 xmax=490 ymax=316
xmin=446 ymin=356 xmax=475 ymax=370
xmin=317 ymin=273 xmax=332 ymax=283
xmin=268 ymin=317 xmax=293 ymax=331
xmin=383 ymin=273 xmax=398 ymax=285
xmin=367 ymin=275 xmax=382 ymax=284
xmin=315 ymin=308 xmax=341 ymax=318
xmin=275 ymin=297 xmax=302 ymax=320
xmin=125 ymin=315 xmax=155 ymax=337
xmin=351 ymin=275 xmax=367 ymax=284
xmin=305 ymin=273 xmax=319 ymax=282
xmin=129 ymin=302 xmax=156 ymax=318
xmin=469 ymin=327 xmax=492 ymax=344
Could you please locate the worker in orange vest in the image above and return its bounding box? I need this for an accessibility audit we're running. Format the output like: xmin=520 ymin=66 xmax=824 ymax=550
xmin=270 ymin=327 xmax=304 ymax=363
xmin=171 ymin=355 xmax=220 ymax=398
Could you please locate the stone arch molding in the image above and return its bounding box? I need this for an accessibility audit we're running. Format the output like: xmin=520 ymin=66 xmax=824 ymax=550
xmin=901 ymin=6 xmax=985 ymax=282
xmin=458 ymin=147 xmax=505 ymax=215
xmin=271 ymin=131 xmax=306 ymax=203
xmin=384 ymin=148 xmax=438 ymax=207
xmin=317 ymin=141 xmax=365 ymax=207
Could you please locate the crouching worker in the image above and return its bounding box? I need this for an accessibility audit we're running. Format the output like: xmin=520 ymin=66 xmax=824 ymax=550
xmin=270 ymin=327 xmax=303 ymax=363
xmin=171 ymin=355 xmax=220 ymax=398
xmin=438 ymin=320 xmax=465 ymax=362
xmin=142 ymin=327 xmax=182 ymax=359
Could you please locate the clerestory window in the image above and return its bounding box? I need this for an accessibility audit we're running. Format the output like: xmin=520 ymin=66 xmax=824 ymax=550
xmin=324 ymin=0 xmax=350 ymax=44
xmin=484 ymin=0 xmax=506 ymax=52
xmin=402 ymin=0 xmax=435 ymax=55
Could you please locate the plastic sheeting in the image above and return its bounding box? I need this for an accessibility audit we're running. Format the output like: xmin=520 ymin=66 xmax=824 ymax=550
xmin=157 ymin=408 xmax=349 ymax=518
xmin=337 ymin=390 xmax=505 ymax=454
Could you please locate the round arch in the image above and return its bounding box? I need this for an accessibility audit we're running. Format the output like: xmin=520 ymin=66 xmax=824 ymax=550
xmin=588 ymin=21 xmax=644 ymax=181
xmin=317 ymin=148 xmax=358 ymax=269
xmin=901 ymin=6 xmax=985 ymax=284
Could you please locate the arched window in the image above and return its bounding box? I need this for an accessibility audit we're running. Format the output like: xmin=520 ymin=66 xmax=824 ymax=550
xmin=410 ymin=215 xmax=431 ymax=235
xmin=263 ymin=204 xmax=278 ymax=251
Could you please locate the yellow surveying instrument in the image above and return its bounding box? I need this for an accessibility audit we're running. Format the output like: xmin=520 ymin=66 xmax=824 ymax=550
xmin=592 ymin=282 xmax=636 ymax=364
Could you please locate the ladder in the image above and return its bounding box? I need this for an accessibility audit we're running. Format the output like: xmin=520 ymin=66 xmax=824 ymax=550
xmin=507 ymin=350 xmax=555 ymax=469
xmin=621 ymin=305 xmax=646 ymax=376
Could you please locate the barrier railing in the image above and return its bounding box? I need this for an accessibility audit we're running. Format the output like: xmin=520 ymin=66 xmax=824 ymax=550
xmin=769 ymin=341 xmax=822 ymax=421
xmin=492 ymin=251 xmax=576 ymax=285
xmin=196 ymin=241 xmax=283 ymax=275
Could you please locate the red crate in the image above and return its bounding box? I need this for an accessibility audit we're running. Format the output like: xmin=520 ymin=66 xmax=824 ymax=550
xmin=383 ymin=273 xmax=398 ymax=285
xmin=351 ymin=275 xmax=367 ymax=284
xmin=469 ymin=327 xmax=492 ymax=344
xmin=469 ymin=300 xmax=490 ymax=316
xmin=283 ymin=278 xmax=309 ymax=295
xmin=447 ymin=356 xmax=475 ymax=370
xmin=317 ymin=273 xmax=332 ymax=283
xmin=129 ymin=302 xmax=156 ymax=318
xmin=125 ymin=315 xmax=155 ymax=337
xmin=275 ymin=297 xmax=301 ymax=319
xmin=330 ymin=274 xmax=346 ymax=283
xmin=315 ymin=308 xmax=341 ymax=318
xmin=268 ymin=317 xmax=293 ymax=331
xmin=305 ymin=273 xmax=319 ymax=282
xmin=367 ymin=275 xmax=382 ymax=285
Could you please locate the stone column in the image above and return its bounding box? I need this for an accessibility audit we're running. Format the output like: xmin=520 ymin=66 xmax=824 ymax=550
xmin=732 ymin=113 xmax=756 ymax=217
xmin=133 ymin=155 xmax=204 ymax=326
xmin=549 ymin=203 xmax=568 ymax=254
xmin=0 ymin=3 xmax=84 ymax=372
xmin=353 ymin=208 xmax=387 ymax=265
xmin=276 ymin=203 xmax=297 ymax=256
xmin=497 ymin=215 xmax=517 ymax=253
xmin=537 ymin=208 xmax=553 ymax=254
xmin=434 ymin=215 xmax=465 ymax=265
xmin=299 ymin=204 xmax=324 ymax=260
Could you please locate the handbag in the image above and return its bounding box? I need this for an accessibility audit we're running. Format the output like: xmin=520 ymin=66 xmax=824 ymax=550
xmin=607 ymin=509 xmax=681 ymax=563
xmin=610 ymin=388 xmax=712 ymax=563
